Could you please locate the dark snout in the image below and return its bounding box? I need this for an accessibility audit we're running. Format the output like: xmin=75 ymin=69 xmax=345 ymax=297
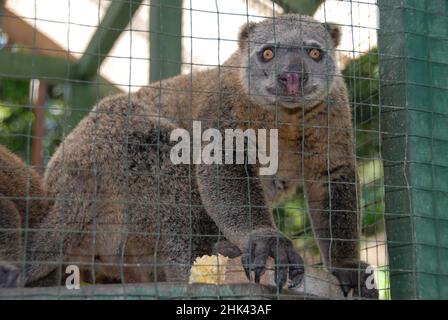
xmin=277 ymin=56 xmax=309 ymax=96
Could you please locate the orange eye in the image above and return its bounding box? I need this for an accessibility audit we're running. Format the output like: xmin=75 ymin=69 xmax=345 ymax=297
xmin=308 ymin=48 xmax=321 ymax=60
xmin=262 ymin=48 xmax=274 ymax=61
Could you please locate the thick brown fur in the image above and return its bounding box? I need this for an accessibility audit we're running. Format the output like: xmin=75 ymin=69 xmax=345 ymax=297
xmin=0 ymin=145 xmax=49 ymax=287
xmin=4 ymin=14 xmax=377 ymax=298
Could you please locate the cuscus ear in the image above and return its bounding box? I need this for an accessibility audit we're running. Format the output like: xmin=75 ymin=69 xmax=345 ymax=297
xmin=238 ymin=21 xmax=257 ymax=48
xmin=324 ymin=22 xmax=342 ymax=47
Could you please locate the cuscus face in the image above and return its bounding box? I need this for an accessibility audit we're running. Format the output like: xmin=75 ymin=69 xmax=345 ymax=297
xmin=238 ymin=14 xmax=342 ymax=110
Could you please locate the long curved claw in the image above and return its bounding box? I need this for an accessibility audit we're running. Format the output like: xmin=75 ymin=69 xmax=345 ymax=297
xmin=241 ymin=230 xmax=304 ymax=289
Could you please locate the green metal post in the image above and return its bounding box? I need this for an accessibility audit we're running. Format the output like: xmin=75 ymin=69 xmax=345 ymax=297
xmin=149 ymin=0 xmax=182 ymax=82
xmin=379 ymin=0 xmax=448 ymax=299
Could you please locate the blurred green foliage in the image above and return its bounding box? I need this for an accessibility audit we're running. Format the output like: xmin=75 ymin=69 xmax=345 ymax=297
xmin=0 ymin=78 xmax=33 ymax=159
xmin=343 ymin=49 xmax=384 ymax=236
xmin=0 ymin=78 xmax=65 ymax=161
xmin=376 ymin=265 xmax=391 ymax=300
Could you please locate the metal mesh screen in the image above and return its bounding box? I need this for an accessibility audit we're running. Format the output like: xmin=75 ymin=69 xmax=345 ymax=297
xmin=0 ymin=0 xmax=444 ymax=300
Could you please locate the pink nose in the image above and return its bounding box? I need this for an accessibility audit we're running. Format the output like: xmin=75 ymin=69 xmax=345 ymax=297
xmin=279 ymin=73 xmax=306 ymax=96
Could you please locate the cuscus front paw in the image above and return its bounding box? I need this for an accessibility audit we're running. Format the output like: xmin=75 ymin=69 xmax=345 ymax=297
xmin=331 ymin=261 xmax=379 ymax=299
xmin=0 ymin=263 xmax=19 ymax=288
xmin=241 ymin=229 xmax=304 ymax=289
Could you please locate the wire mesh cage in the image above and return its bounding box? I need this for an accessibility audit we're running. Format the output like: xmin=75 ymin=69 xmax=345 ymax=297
xmin=0 ymin=0 xmax=446 ymax=300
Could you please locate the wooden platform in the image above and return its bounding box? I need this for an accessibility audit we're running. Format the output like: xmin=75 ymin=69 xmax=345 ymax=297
xmin=0 ymin=266 xmax=344 ymax=300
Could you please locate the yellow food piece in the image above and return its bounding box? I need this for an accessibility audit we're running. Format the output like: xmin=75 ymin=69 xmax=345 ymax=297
xmin=189 ymin=254 xmax=229 ymax=285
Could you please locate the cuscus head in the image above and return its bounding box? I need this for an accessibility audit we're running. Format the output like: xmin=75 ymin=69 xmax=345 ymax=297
xmin=237 ymin=14 xmax=342 ymax=110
